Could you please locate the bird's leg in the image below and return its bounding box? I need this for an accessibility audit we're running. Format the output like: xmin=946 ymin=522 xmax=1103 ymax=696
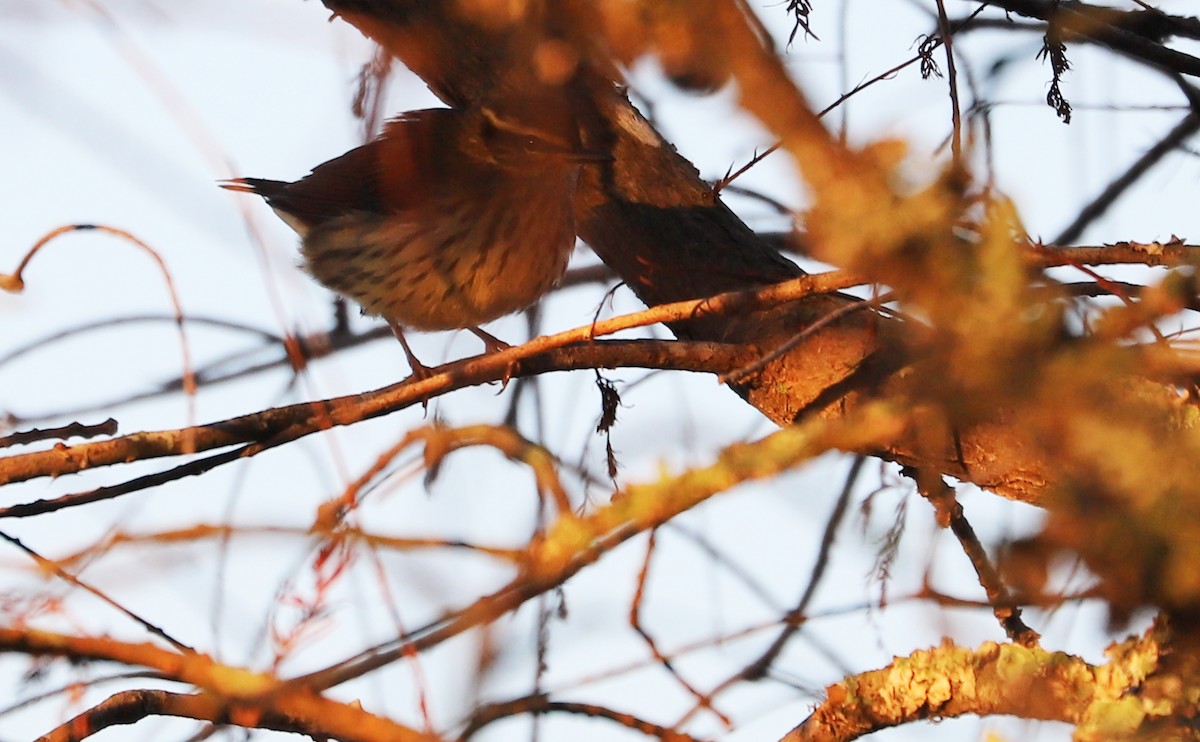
xmin=468 ymin=326 xmax=511 ymax=354
xmin=390 ymin=323 xmax=433 ymax=381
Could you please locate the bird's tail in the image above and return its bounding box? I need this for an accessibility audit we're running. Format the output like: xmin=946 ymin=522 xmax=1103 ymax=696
xmin=218 ymin=177 xmax=286 ymax=196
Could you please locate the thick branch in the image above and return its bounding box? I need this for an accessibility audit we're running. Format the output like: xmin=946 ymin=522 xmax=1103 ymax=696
xmin=780 ymin=632 xmax=1165 ymax=742
xmin=0 ymin=629 xmax=437 ymax=742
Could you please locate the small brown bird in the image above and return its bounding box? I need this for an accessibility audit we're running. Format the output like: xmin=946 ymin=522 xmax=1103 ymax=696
xmin=223 ymin=99 xmax=597 ymax=375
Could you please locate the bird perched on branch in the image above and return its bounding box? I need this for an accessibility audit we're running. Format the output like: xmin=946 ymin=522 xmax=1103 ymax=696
xmin=223 ymin=96 xmax=602 ymax=376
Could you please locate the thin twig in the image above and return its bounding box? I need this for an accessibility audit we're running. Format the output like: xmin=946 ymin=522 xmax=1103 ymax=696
xmin=904 ymin=467 xmax=1040 ymax=646
xmin=0 ymin=530 xmax=194 ymax=652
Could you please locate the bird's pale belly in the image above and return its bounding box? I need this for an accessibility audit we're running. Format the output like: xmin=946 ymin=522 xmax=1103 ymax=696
xmin=300 ymin=208 xmax=574 ymax=331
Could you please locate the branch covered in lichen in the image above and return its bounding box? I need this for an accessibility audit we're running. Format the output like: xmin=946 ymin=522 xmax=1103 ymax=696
xmin=782 ymin=624 xmax=1170 ymax=742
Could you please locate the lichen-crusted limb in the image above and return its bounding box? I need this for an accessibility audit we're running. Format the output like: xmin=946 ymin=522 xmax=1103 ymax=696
xmin=780 ymin=626 xmax=1170 ymax=742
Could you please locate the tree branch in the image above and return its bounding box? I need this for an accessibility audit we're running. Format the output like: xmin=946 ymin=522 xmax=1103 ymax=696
xmin=780 ymin=628 xmax=1166 ymax=742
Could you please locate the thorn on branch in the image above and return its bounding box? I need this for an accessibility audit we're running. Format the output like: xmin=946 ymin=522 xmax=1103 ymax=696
xmin=711 ymin=144 xmax=781 ymax=196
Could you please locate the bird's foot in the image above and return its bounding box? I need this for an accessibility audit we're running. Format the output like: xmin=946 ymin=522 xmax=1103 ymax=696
xmin=390 ymin=324 xmax=434 ymax=383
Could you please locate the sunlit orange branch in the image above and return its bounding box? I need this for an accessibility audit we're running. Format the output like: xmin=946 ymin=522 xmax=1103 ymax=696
xmin=0 ymin=628 xmax=439 ymax=741
xmin=0 ymin=270 xmax=859 ymax=488
xmin=290 ymin=400 xmax=908 ymax=692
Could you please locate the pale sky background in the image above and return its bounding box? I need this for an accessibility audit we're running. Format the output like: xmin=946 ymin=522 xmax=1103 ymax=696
xmin=1 ymin=1 xmax=1197 ymax=740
